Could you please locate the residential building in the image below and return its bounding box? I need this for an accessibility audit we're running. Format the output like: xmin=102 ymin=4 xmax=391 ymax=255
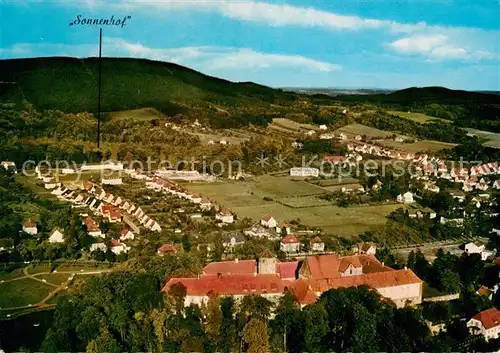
xmin=467 ymin=308 xmax=500 ymax=341
xmin=120 ymin=228 xmax=135 ymax=241
xmin=48 ymin=228 xmax=64 ymax=243
xmin=216 ymin=211 xmax=234 ymax=224
xmin=83 ymin=217 xmax=104 ymax=238
xmin=353 ymin=242 xmax=377 ymax=255
xmin=23 ymin=219 xmax=38 ymax=235
xmin=222 ymin=234 xmax=246 ymax=249
xmin=289 ymin=167 xmax=319 ymax=177
xmin=157 ymin=243 xmax=177 ymax=256
xmin=276 ymin=221 xmax=291 ymax=235
xmin=397 ymin=191 xmax=414 ymax=204
xmin=110 ymin=239 xmax=129 ymax=255
xmin=280 ymin=235 xmax=300 ymax=253
xmin=310 ymin=237 xmax=325 ymax=252
xmin=90 ymin=243 xmax=107 ymax=253
xmin=261 ymin=214 xmax=277 ymax=228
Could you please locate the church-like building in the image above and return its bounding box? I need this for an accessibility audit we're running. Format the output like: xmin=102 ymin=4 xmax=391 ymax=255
xmin=162 ymin=252 xmax=423 ymax=308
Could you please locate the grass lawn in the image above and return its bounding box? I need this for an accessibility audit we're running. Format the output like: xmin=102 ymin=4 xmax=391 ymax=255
xmin=37 ymin=273 xmax=72 ymax=286
xmin=253 ymin=175 xmax=327 ymax=198
xmin=377 ymin=139 xmax=457 ymax=153
xmin=0 ymin=279 xmax=53 ymax=308
xmin=27 ymin=265 xmax=51 ymax=275
xmin=335 ymin=123 xmax=393 ymax=139
xmin=388 ymin=110 xmax=449 ymax=124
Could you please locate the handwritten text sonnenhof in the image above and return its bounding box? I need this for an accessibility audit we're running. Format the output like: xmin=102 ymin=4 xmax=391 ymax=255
xmin=69 ymin=14 xmax=131 ymax=27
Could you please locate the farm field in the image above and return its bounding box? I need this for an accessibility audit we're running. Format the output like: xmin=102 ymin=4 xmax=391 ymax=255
xmin=388 ymin=110 xmax=449 ymax=123
xmin=108 ymin=108 xmax=165 ymax=121
xmin=482 ymin=140 xmax=500 ymax=149
xmin=310 ymin=177 xmax=360 ymax=187
xmin=0 ymin=278 xmax=53 ymax=308
xmin=465 ymin=128 xmax=500 ymax=141
xmin=231 ymin=202 xmax=404 ymax=237
xmin=271 ymin=118 xmax=318 ymax=132
xmin=322 ymin=183 xmax=363 ymax=192
xmin=377 ymin=139 xmax=457 ymax=153
xmin=335 ymin=123 xmax=393 ymax=139
xmin=182 ymin=176 xmax=403 ymax=236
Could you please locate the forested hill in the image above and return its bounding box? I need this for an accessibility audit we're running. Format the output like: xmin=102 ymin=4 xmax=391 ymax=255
xmin=336 ymin=86 xmax=500 ymax=132
xmin=336 ymin=86 xmax=500 ymax=105
xmin=0 ymin=57 xmax=298 ymax=115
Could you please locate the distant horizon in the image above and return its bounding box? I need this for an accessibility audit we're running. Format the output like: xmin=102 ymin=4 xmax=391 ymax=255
xmin=1 ymin=1 xmax=498 ymax=91
xmin=1 ymin=54 xmax=498 ymax=94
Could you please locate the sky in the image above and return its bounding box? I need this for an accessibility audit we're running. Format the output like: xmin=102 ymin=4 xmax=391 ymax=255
xmin=0 ymin=0 xmax=499 ymax=90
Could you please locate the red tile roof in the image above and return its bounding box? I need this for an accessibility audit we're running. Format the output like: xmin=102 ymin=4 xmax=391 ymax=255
xmin=23 ymin=219 xmax=36 ymax=228
xmin=281 ymin=235 xmax=299 ymax=244
xmin=163 ymin=274 xmax=286 ymax=296
xmin=278 ymin=261 xmax=299 ymax=279
xmin=303 ymin=254 xmax=388 ymax=279
xmin=101 ymin=204 xmax=113 ymax=215
xmin=109 ymin=209 xmax=121 ymax=220
xmin=310 ymin=236 xmax=322 ymax=244
xmin=111 ymin=239 xmax=121 ymax=247
xmin=477 ymin=286 xmax=491 ymax=297
xmin=120 ymin=228 xmax=132 ymax=237
xmin=472 ymin=308 xmax=500 ymax=329
xmin=290 ymin=280 xmax=319 ymax=305
xmin=260 ymin=250 xmax=275 ymax=258
xmin=203 ymin=259 xmax=256 ymax=276
xmin=158 ymin=243 xmax=177 ymax=254
xmin=323 ymin=156 xmax=344 ymax=162
xmin=84 ymin=217 xmax=100 ymax=232
xmin=261 ymin=214 xmax=273 ymax=222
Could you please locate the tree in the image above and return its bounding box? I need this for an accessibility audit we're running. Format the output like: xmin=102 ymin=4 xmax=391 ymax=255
xmin=167 ymin=283 xmax=187 ymax=315
xmin=203 ymin=293 xmax=222 ymax=340
xmin=242 ymin=318 xmax=270 ymax=353
xmin=219 ymin=297 xmax=238 ymax=353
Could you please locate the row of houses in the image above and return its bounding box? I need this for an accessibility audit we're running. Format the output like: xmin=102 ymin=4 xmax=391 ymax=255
xmin=145 ymin=177 xmax=235 ymax=224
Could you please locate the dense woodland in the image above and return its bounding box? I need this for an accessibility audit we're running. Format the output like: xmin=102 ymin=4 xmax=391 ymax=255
xmin=35 ymin=254 xmax=500 ymax=353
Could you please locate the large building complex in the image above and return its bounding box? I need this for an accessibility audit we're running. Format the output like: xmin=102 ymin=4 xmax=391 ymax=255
xmin=163 ymin=252 xmax=423 ymax=308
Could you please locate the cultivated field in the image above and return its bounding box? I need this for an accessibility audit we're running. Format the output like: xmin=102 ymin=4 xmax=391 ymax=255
xmin=335 ymin=123 xmax=393 ymax=139
xmin=388 ymin=111 xmax=449 ymax=123
xmin=271 ymin=118 xmax=318 ymax=133
xmin=377 ymin=139 xmax=457 ymax=153
xmin=182 ymin=175 xmax=403 ymax=236
xmin=108 ymin=108 xmax=165 ymax=121
xmin=483 ymin=140 xmax=500 ymax=149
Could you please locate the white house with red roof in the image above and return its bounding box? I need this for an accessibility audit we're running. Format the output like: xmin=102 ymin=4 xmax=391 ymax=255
xmin=110 ymin=239 xmax=129 ymax=255
xmin=200 ymin=199 xmax=213 ymax=211
xmin=280 ymin=235 xmax=300 ymax=253
xmin=158 ymin=243 xmax=177 ymax=256
xmin=83 ymin=217 xmax=104 ymax=238
xmin=120 ymin=228 xmax=134 ymax=241
xmin=261 ymin=214 xmax=277 ymax=228
xmin=467 ymin=308 xmax=500 ymax=341
xmin=23 ymin=219 xmax=38 ymax=235
xmin=216 ymin=211 xmax=234 ymax=224
xmin=310 ymin=236 xmax=325 ymax=252
xmin=48 ymin=228 xmax=64 ymax=243
xmin=276 ymin=221 xmax=291 ymax=235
